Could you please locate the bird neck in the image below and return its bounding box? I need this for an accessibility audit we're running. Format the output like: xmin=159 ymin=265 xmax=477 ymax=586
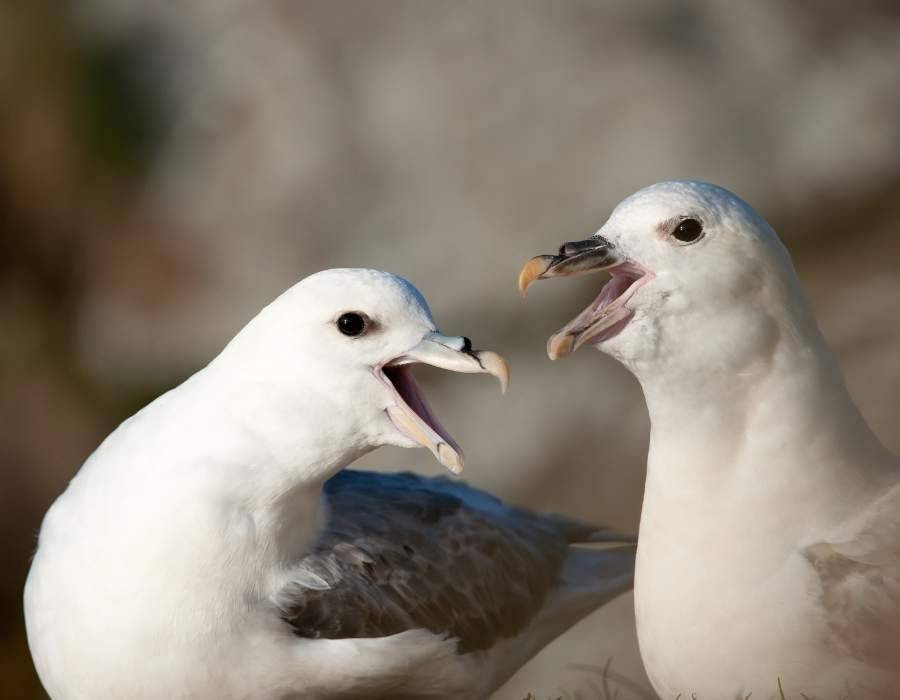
xmin=139 ymin=359 xmax=373 ymax=565
xmin=636 ymin=311 xmax=891 ymax=514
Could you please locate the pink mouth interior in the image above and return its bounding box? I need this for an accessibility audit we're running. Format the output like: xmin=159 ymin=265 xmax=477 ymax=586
xmin=382 ymin=365 xmax=459 ymax=449
xmin=594 ymin=270 xmax=636 ymax=311
xmin=558 ymin=262 xmax=649 ymax=343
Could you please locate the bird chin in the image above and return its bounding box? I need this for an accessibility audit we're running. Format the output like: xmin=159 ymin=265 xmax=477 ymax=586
xmin=377 ymin=364 xmax=465 ymax=474
xmin=547 ymin=262 xmax=652 ymax=360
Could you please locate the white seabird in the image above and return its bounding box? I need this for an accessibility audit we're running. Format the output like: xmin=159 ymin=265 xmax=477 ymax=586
xmin=25 ymin=268 xmax=635 ymax=700
xmin=520 ymin=182 xmax=900 ymax=699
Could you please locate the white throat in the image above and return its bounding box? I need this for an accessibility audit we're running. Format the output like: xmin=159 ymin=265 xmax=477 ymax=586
xmin=50 ymin=349 xmax=375 ymax=600
xmin=632 ymin=293 xmax=892 ymax=545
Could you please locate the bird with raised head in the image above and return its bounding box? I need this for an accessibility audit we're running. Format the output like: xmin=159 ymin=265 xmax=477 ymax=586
xmin=521 ymin=182 xmax=900 ymax=699
xmin=25 ymin=268 xmax=635 ymax=700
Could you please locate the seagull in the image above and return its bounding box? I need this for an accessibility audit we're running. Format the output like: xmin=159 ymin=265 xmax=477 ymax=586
xmin=25 ymin=268 xmax=635 ymax=700
xmin=520 ymin=182 xmax=900 ymax=700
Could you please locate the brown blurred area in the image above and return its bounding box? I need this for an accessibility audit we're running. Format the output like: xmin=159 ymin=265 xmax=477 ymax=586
xmin=2 ymin=2 xmax=900 ymax=698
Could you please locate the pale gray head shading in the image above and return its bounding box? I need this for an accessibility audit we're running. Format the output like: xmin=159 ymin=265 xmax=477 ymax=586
xmin=276 ymin=470 xmax=631 ymax=653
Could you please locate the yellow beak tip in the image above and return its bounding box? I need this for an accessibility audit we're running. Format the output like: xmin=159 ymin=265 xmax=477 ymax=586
xmin=518 ymin=256 xmax=553 ymax=298
xmin=547 ymin=333 xmax=574 ymax=361
xmin=517 ymin=275 xmax=531 ymax=298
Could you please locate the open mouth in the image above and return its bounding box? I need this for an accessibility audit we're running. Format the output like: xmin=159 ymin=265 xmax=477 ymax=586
xmin=379 ymin=363 xmax=463 ymax=469
xmin=518 ymin=236 xmax=654 ymax=360
xmin=547 ymin=261 xmax=652 ymax=359
xmin=373 ymin=333 xmax=508 ymax=474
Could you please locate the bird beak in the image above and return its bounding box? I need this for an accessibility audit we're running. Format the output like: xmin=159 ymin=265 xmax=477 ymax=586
xmin=390 ymin=332 xmax=510 ymax=391
xmin=519 ymin=236 xmax=652 ymax=360
xmin=518 ymin=236 xmax=623 ymax=297
xmin=380 ymin=332 xmax=509 ymax=474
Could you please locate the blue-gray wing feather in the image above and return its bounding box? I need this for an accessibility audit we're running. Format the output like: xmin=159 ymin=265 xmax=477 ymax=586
xmin=277 ymin=470 xmax=609 ymax=652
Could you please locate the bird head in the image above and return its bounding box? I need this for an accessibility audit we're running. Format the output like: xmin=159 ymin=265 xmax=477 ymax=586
xmin=222 ymin=268 xmax=508 ymax=474
xmin=519 ymin=181 xmax=813 ymax=375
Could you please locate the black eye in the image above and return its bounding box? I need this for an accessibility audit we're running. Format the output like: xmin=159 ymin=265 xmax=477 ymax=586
xmin=672 ymin=218 xmax=704 ymax=243
xmin=337 ymin=312 xmax=368 ymax=337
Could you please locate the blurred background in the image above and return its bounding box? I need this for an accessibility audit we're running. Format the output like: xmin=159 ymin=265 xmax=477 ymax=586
xmin=3 ymin=1 xmax=900 ymax=697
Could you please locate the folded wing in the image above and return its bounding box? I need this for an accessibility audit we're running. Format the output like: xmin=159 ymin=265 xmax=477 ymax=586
xmin=276 ymin=469 xmax=633 ymax=655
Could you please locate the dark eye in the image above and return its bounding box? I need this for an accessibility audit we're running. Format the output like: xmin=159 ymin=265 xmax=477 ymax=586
xmin=672 ymin=218 xmax=704 ymax=243
xmin=336 ymin=312 xmax=368 ymax=337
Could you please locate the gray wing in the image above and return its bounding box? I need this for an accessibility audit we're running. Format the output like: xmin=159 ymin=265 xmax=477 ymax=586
xmin=276 ymin=469 xmax=620 ymax=653
xmin=804 ymin=480 xmax=900 ymax=670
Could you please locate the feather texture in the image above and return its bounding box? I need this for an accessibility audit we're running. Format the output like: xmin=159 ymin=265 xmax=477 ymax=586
xmin=276 ymin=470 xmax=629 ymax=653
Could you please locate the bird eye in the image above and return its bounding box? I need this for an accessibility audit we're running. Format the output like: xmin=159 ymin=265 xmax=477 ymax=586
xmin=672 ymin=218 xmax=704 ymax=244
xmin=336 ymin=312 xmax=368 ymax=337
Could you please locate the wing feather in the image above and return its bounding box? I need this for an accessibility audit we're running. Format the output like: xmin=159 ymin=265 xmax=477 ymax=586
xmin=276 ymin=470 xmax=620 ymax=652
xmin=805 ymin=481 xmax=900 ymax=670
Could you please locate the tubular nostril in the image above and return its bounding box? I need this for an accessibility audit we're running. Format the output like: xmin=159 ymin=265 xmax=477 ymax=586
xmin=560 ymin=241 xmax=586 ymax=256
xmin=560 ymin=239 xmax=608 ymax=257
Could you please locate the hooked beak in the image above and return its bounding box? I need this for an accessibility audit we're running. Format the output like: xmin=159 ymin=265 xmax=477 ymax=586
xmin=377 ymin=332 xmax=509 ymax=474
xmin=519 ymin=236 xmax=653 ymax=360
xmin=518 ymin=236 xmax=624 ymax=295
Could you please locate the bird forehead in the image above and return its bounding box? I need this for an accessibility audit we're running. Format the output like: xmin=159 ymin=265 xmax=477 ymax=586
xmin=298 ymin=269 xmax=435 ymax=324
xmin=605 ymin=181 xmax=775 ymax=255
xmin=612 ymin=181 xmax=724 ymax=225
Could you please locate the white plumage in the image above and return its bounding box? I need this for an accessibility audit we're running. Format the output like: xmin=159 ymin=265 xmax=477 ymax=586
xmin=522 ymin=181 xmax=900 ymax=699
xmin=25 ymin=268 xmax=634 ymax=700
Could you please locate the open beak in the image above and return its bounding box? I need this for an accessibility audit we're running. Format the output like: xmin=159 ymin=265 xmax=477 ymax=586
xmin=519 ymin=236 xmax=652 ymax=360
xmin=377 ymin=332 xmax=509 ymax=474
